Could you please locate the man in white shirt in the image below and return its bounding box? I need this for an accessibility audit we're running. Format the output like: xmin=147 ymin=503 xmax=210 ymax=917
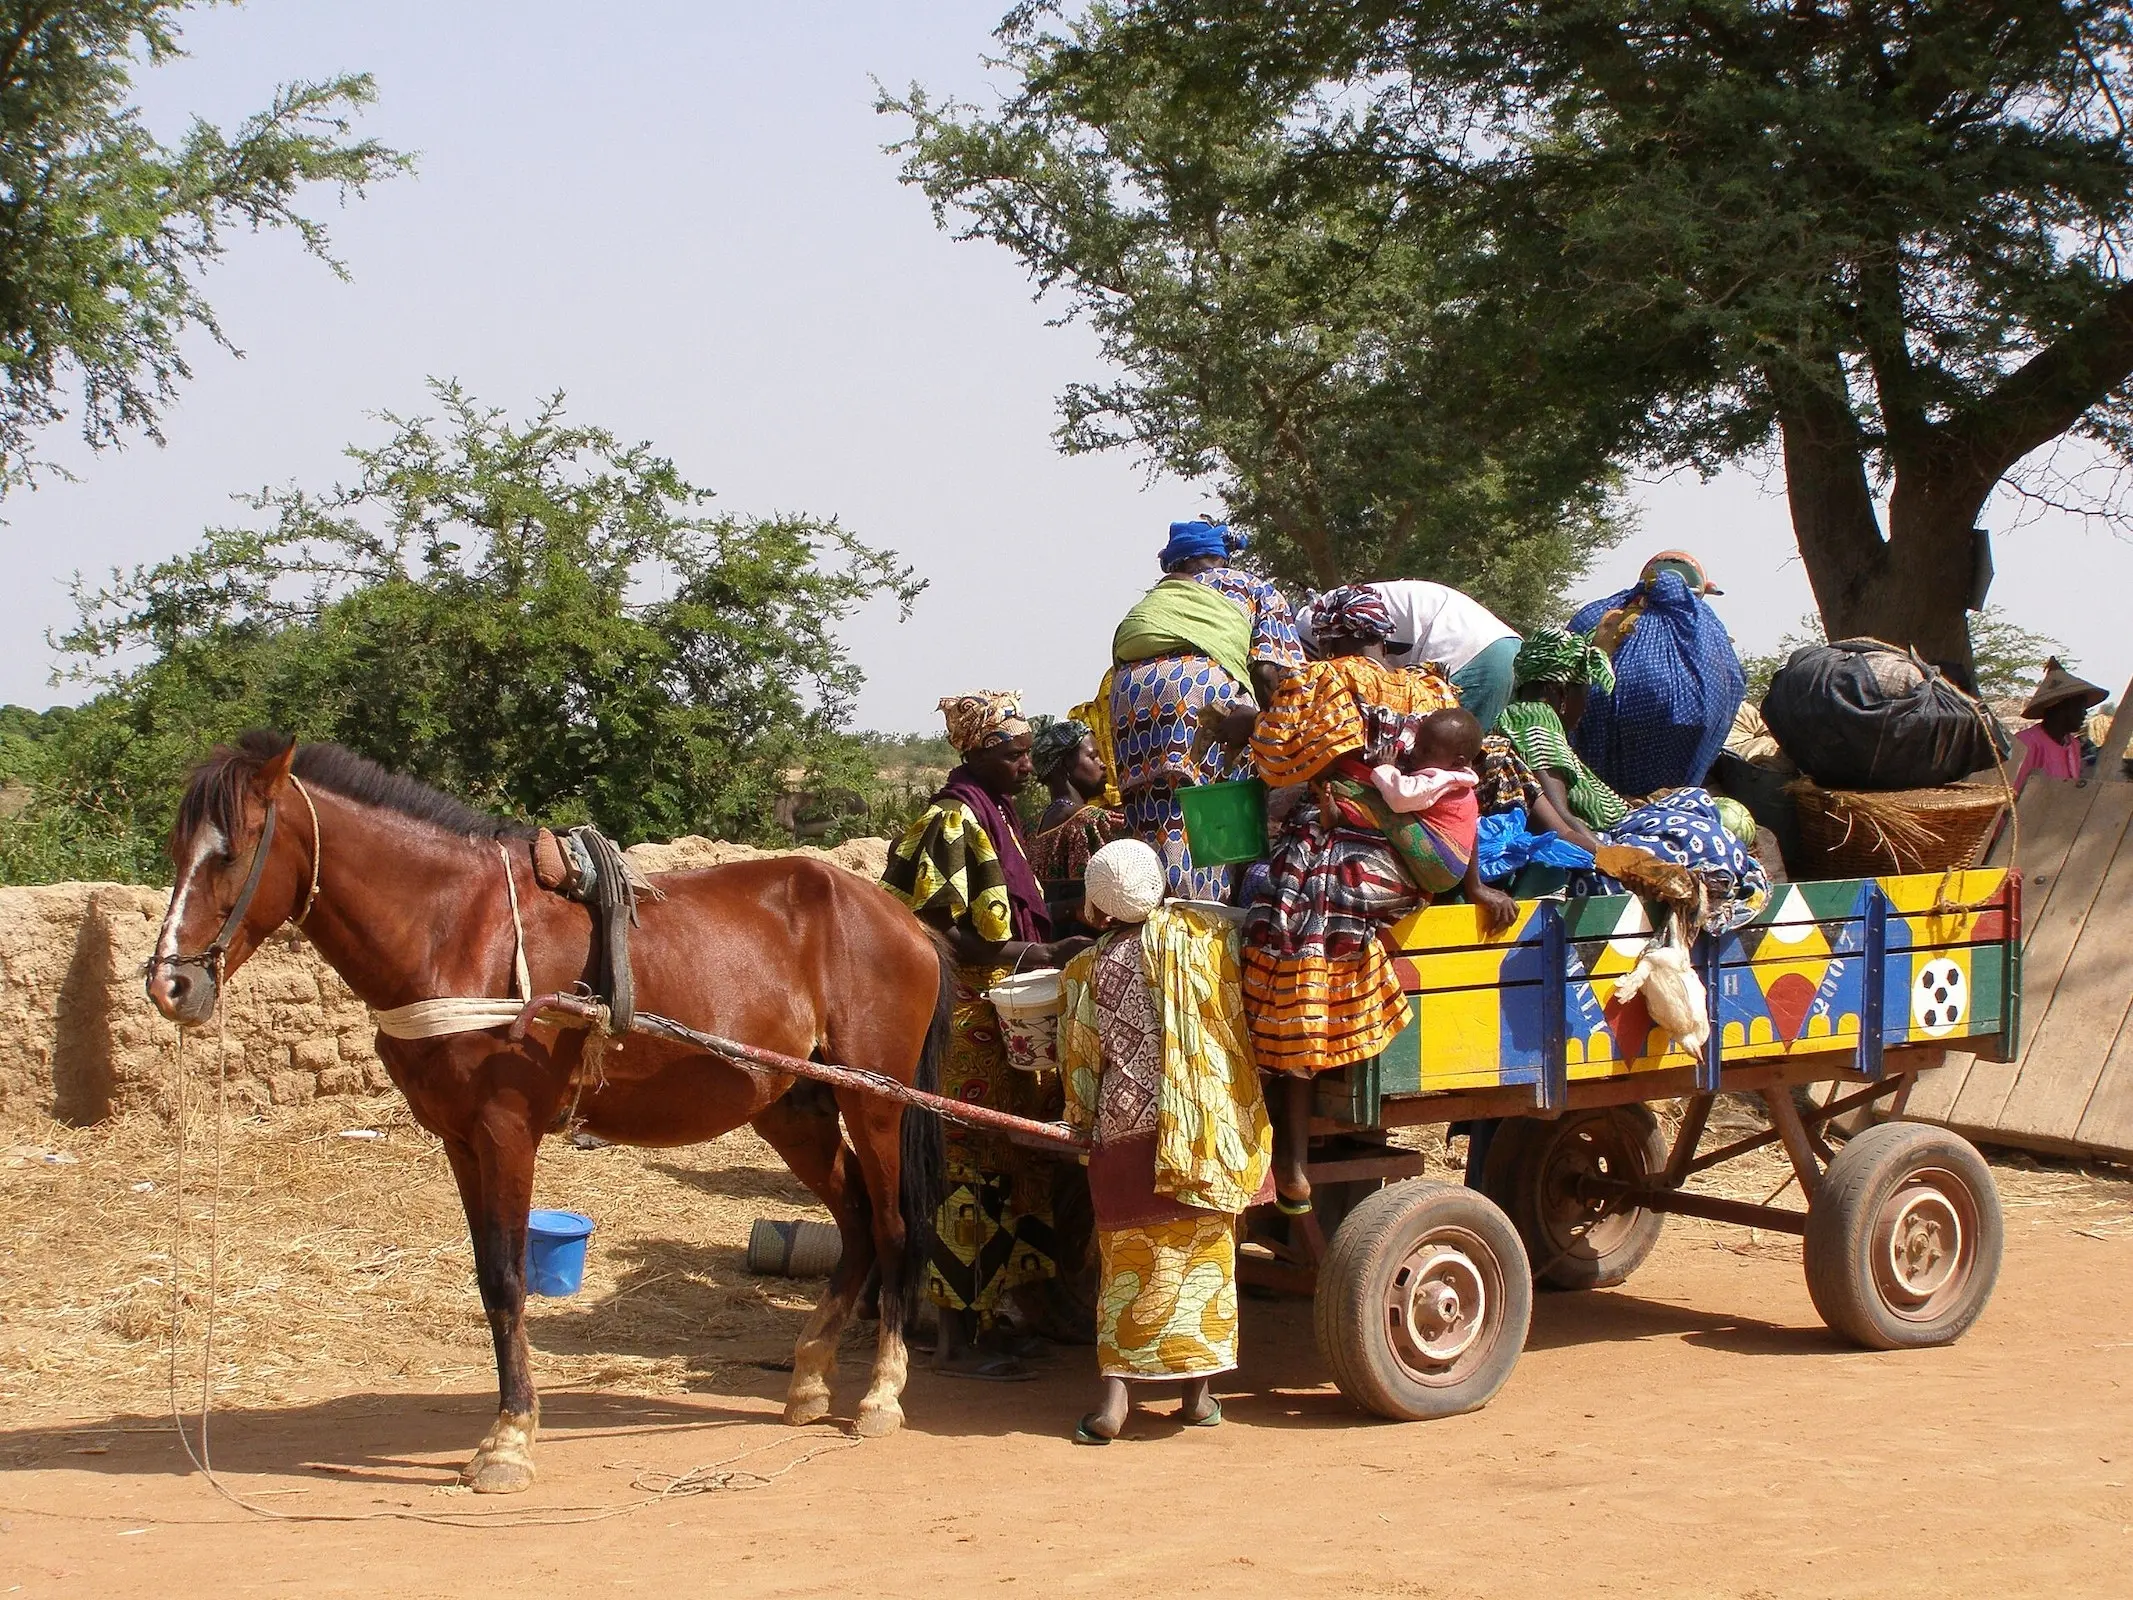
xmin=1296 ymin=580 xmax=1522 ymax=728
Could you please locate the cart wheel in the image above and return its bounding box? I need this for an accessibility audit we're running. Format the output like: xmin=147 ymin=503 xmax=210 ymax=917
xmin=1803 ymin=1122 xmax=2002 ymax=1350
xmin=1315 ymin=1181 xmax=1531 ymax=1421
xmin=1474 ymin=1113 xmax=1663 ymax=1289
xmin=1496 ymin=1106 xmax=1670 ymax=1292
xmin=1310 ymin=1176 xmax=1384 ymax=1242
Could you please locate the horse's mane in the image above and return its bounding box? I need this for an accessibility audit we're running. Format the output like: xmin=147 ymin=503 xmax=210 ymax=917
xmin=176 ymin=731 xmax=534 ymax=845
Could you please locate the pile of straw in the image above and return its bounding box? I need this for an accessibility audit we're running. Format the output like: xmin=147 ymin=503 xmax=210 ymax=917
xmin=2 ymin=1095 xmax=842 ymax=1424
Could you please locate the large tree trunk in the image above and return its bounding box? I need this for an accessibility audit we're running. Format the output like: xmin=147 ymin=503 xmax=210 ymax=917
xmin=1777 ymin=381 xmax=1979 ymax=671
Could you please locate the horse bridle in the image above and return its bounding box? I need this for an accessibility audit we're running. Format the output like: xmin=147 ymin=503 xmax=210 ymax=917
xmin=150 ymin=776 xmax=323 ymax=987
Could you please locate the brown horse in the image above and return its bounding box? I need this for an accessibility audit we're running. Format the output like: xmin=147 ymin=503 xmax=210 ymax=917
xmin=145 ymin=733 xmax=947 ymax=1493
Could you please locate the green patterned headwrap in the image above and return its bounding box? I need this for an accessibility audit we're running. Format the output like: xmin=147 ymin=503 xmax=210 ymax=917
xmin=1513 ymin=628 xmax=1616 ymax=692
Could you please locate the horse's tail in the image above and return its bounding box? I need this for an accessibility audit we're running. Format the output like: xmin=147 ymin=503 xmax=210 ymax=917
xmin=895 ymin=934 xmax=953 ymax=1322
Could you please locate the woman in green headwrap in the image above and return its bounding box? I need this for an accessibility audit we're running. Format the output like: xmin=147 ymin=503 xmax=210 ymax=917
xmin=1495 ymin=629 xmax=1627 ymax=844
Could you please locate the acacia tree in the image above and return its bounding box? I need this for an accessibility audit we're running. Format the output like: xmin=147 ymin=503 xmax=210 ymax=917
xmin=9 ymin=384 xmax=923 ymax=881
xmin=980 ymin=2 xmax=2133 ymax=667
xmin=883 ymin=11 xmax=1626 ymax=625
xmin=0 ymin=1 xmax=409 ymax=493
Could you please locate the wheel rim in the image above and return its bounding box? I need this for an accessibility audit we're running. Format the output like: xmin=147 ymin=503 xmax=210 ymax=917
xmin=1385 ymin=1226 xmax=1503 ymax=1386
xmin=1871 ymin=1166 xmax=1978 ymax=1322
xmin=1538 ymin=1113 xmax=1651 ymax=1262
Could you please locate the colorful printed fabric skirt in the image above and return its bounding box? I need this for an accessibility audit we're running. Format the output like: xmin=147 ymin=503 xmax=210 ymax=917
xmin=1096 ymin=1213 xmax=1240 ymax=1380
xmin=929 ymin=966 xmax=1059 ymax=1320
xmin=1110 ymin=651 xmax=1255 ymax=901
xmin=1242 ymin=800 xmax=1417 ymax=1074
xmin=1122 ymin=787 xmax=1235 ymax=902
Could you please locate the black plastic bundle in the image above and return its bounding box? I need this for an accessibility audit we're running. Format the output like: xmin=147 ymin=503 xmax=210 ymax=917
xmin=1762 ymin=639 xmax=2009 ymax=790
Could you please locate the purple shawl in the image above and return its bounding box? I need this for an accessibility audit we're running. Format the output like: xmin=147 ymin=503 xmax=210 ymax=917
xmin=938 ymin=769 xmax=1053 ymax=944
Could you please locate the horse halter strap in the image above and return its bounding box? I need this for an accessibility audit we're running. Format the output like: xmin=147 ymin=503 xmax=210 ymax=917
xmin=168 ymin=774 xmax=323 ymax=978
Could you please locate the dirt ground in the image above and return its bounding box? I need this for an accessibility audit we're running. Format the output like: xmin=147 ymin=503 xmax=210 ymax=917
xmin=3 ymin=1101 xmax=2130 ymax=1599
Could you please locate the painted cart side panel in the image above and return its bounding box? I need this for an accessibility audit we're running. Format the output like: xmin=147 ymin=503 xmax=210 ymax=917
xmin=1352 ymin=871 xmax=2018 ymax=1116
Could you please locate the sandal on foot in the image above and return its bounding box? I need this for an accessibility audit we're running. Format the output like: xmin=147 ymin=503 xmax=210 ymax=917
xmin=1275 ymin=1193 xmax=1314 ymax=1217
xmin=1072 ymin=1415 xmax=1116 ymax=1446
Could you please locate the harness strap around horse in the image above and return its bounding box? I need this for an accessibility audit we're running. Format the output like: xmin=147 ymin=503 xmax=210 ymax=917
xmin=370 ymin=842 xmax=536 ymax=1040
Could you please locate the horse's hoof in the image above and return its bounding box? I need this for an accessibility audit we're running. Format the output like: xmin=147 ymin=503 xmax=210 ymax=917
xmin=782 ymin=1391 xmax=833 ymax=1428
xmin=853 ymin=1400 xmax=904 ymax=1439
xmin=460 ymin=1452 xmax=536 ymax=1495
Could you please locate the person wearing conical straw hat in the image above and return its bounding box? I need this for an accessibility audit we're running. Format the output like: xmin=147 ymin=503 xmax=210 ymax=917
xmin=1056 ymin=838 xmax=1273 ymax=1444
xmin=2012 ymin=659 xmax=2109 ymax=789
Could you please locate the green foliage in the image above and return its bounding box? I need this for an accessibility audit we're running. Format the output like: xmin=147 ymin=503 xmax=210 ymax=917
xmin=882 ymin=7 xmax=1627 ymax=627
xmin=0 ymin=384 xmax=923 ymax=883
xmin=790 ymin=729 xmax=958 ymax=845
xmin=1741 ymin=607 xmax=2069 ymax=705
xmin=898 ymin=3 xmax=2133 ymax=659
xmin=0 ymin=1 xmax=411 ymax=492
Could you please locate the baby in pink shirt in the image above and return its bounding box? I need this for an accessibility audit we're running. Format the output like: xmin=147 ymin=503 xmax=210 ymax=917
xmin=1372 ymin=708 xmax=1484 ymax=822
xmin=1370 ymin=709 xmax=1487 ymax=892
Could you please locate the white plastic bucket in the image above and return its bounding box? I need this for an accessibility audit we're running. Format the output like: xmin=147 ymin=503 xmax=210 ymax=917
xmin=986 ymin=968 xmax=1064 ymax=1073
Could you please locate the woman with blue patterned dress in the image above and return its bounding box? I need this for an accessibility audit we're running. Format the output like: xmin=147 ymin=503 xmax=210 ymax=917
xmin=1105 ymin=521 xmax=1303 ymax=901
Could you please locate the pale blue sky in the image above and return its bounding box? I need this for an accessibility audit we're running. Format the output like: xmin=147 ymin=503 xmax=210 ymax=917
xmin=5 ymin=1 xmax=2128 ymax=727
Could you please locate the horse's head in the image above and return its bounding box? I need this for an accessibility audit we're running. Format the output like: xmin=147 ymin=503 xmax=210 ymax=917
xmin=148 ymin=734 xmax=317 ymax=1025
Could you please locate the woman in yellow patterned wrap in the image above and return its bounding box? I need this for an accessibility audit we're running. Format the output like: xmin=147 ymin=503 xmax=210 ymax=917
xmin=1058 ymin=838 xmax=1273 ymax=1444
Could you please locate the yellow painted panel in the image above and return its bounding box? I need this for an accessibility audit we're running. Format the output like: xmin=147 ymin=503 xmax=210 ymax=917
xmin=1877 ymin=869 xmax=2007 ymax=917
xmin=1412 ymin=990 xmax=1508 ymax=1090
xmin=1402 ymin=946 xmax=1526 ymax=991
xmin=1388 ymin=901 xmax=1532 ymax=952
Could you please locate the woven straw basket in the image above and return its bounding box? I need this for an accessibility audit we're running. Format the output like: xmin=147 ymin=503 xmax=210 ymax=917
xmin=1788 ymin=780 xmax=2009 ymax=878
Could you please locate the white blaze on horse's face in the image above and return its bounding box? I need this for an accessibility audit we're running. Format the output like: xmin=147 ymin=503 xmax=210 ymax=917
xmin=147 ymin=822 xmax=229 ymax=1023
xmin=157 ymin=823 xmax=227 ymax=964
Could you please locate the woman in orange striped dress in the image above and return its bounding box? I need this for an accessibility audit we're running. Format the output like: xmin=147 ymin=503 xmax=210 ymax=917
xmin=1240 ymin=586 xmax=1459 ymax=1210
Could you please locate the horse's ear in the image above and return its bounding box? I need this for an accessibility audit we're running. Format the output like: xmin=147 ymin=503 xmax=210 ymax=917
xmin=250 ymin=741 xmax=297 ymax=799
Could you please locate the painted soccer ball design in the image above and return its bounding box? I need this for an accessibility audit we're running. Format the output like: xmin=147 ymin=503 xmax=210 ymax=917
xmin=1912 ymin=959 xmax=1967 ymax=1037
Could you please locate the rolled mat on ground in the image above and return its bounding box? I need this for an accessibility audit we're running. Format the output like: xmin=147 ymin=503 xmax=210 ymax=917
xmin=1568 ymin=571 xmax=1745 ymax=796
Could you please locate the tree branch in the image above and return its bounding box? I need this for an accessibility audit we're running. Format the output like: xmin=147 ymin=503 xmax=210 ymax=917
xmin=1934 ymin=278 xmax=2133 ymax=494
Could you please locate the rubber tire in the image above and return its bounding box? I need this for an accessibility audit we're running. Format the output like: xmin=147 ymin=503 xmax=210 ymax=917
xmin=1476 ymin=1110 xmax=1668 ymax=1291
xmin=1803 ymin=1122 xmax=2003 ymax=1350
xmin=1473 ymin=1117 xmax=1536 ymax=1213
xmin=1310 ymin=1175 xmax=1385 ymax=1243
xmin=1315 ymin=1180 xmax=1532 ymax=1422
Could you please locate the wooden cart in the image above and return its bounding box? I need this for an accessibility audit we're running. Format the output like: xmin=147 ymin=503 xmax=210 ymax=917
xmin=1242 ymin=867 xmax=2022 ymax=1422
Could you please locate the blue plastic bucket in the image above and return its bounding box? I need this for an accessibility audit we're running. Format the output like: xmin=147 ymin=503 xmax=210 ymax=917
xmin=525 ymin=1208 xmax=596 ymax=1297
